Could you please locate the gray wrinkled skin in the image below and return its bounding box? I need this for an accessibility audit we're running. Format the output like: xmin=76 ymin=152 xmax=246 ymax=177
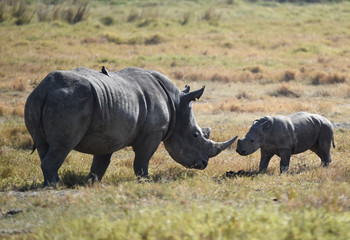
xmin=25 ymin=67 xmax=237 ymax=185
xmin=236 ymin=112 xmax=335 ymax=173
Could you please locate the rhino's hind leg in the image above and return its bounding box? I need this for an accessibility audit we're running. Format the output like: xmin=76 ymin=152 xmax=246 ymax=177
xmin=87 ymin=153 xmax=112 ymax=182
xmin=41 ymin=147 xmax=71 ymax=186
xmin=36 ymin=135 xmax=49 ymax=162
xmin=311 ymin=145 xmax=332 ymax=167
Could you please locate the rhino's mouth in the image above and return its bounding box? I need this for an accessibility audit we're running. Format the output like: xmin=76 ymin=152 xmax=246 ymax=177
xmin=167 ymin=149 xmax=208 ymax=169
xmin=191 ymin=159 xmax=208 ymax=170
xmin=236 ymin=148 xmax=249 ymax=156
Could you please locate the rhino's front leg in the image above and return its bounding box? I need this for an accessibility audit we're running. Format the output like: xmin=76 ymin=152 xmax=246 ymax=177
xmin=87 ymin=153 xmax=113 ymax=182
xmin=279 ymin=149 xmax=292 ymax=173
xmin=132 ymin=133 xmax=163 ymax=179
xmin=259 ymin=150 xmax=274 ymax=173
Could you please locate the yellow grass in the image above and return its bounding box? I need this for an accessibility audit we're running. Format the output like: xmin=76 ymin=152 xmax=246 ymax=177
xmin=1 ymin=1 xmax=350 ymax=239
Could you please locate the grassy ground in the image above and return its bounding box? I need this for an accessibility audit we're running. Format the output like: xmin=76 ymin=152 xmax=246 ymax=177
xmin=1 ymin=0 xmax=350 ymax=239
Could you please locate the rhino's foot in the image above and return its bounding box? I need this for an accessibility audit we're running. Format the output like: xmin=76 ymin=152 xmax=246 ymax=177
xmin=321 ymin=161 xmax=331 ymax=167
xmin=279 ymin=166 xmax=290 ymax=174
xmin=86 ymin=173 xmax=100 ymax=184
xmin=42 ymin=180 xmax=60 ymax=189
xmin=137 ymin=175 xmax=151 ymax=183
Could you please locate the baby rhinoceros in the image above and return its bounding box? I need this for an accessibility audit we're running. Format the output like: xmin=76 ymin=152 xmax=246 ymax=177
xmin=236 ymin=112 xmax=335 ymax=173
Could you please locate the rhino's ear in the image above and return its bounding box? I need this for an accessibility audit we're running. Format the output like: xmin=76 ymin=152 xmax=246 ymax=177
xmin=202 ymin=127 xmax=211 ymax=139
xmin=182 ymin=85 xmax=190 ymax=93
xmin=182 ymin=86 xmax=205 ymax=103
xmin=261 ymin=119 xmax=272 ymax=130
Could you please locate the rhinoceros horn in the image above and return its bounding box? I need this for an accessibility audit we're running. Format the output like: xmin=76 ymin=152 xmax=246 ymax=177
xmin=182 ymin=85 xmax=190 ymax=93
xmin=182 ymin=86 xmax=205 ymax=103
xmin=208 ymin=136 xmax=238 ymax=158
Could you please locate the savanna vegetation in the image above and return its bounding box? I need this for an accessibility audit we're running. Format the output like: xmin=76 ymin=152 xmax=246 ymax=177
xmin=1 ymin=0 xmax=350 ymax=239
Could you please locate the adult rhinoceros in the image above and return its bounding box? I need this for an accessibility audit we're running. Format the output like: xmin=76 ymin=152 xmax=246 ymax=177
xmin=25 ymin=67 xmax=237 ymax=185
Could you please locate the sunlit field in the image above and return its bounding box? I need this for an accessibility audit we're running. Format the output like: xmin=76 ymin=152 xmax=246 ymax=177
xmin=1 ymin=0 xmax=350 ymax=239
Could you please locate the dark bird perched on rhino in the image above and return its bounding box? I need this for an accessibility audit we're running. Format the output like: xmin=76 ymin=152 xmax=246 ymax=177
xmin=25 ymin=67 xmax=237 ymax=186
xmin=236 ymin=112 xmax=335 ymax=173
xmin=101 ymin=66 xmax=109 ymax=76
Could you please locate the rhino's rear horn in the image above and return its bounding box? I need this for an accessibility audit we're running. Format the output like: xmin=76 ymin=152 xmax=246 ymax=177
xmin=182 ymin=86 xmax=205 ymax=103
xmin=182 ymin=85 xmax=190 ymax=93
xmin=208 ymin=136 xmax=238 ymax=158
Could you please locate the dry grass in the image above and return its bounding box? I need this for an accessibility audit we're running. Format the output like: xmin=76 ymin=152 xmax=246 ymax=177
xmin=1 ymin=1 xmax=350 ymax=239
xmin=12 ymin=79 xmax=27 ymax=92
xmin=312 ymin=71 xmax=347 ymax=85
xmin=269 ymin=83 xmax=301 ymax=98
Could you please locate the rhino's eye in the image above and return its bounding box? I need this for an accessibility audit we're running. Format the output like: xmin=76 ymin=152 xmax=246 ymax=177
xmin=250 ymin=140 xmax=254 ymax=143
xmin=193 ymin=132 xmax=199 ymax=138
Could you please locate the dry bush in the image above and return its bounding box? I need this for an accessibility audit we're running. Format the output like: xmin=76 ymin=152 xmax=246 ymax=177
xmin=236 ymin=91 xmax=251 ymax=100
xmin=171 ymin=70 xmax=185 ymax=80
xmin=312 ymin=71 xmax=347 ymax=85
xmin=280 ymin=70 xmax=296 ymax=82
xmin=210 ymin=73 xmax=231 ymax=82
xmin=235 ymin=72 xmax=253 ymax=82
xmin=144 ymin=34 xmax=165 ymax=45
xmin=217 ymin=98 xmax=241 ymax=112
xmin=248 ymin=66 xmax=263 ymax=74
xmin=269 ymin=84 xmax=300 ymax=98
xmin=12 ymin=79 xmax=27 ymax=92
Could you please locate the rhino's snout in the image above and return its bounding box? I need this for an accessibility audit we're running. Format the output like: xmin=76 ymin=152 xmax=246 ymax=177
xmin=236 ymin=139 xmax=248 ymax=156
xmin=192 ymin=159 xmax=208 ymax=170
xmin=236 ymin=148 xmax=247 ymax=156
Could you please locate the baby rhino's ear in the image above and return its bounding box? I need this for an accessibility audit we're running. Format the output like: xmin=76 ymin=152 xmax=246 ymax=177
xmin=261 ymin=118 xmax=272 ymax=130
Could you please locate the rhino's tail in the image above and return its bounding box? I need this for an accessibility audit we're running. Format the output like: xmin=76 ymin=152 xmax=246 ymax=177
xmin=332 ymin=136 xmax=335 ymax=149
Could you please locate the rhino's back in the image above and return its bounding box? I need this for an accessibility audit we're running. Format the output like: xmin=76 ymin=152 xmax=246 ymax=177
xmin=73 ymin=67 xmax=173 ymax=154
xmin=289 ymin=112 xmax=331 ymax=153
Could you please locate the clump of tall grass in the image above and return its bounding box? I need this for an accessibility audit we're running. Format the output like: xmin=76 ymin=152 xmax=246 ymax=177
xmin=100 ymin=16 xmax=114 ymax=26
xmin=144 ymin=34 xmax=165 ymax=45
xmin=270 ymin=84 xmax=300 ymax=98
xmin=312 ymin=71 xmax=347 ymax=85
xmin=0 ymin=122 xmax=32 ymax=150
xmin=62 ymin=0 xmax=89 ymax=24
xmin=280 ymin=70 xmax=297 ymax=82
xmin=60 ymin=169 xmax=87 ymax=188
xmin=12 ymin=79 xmax=27 ymax=92
xmin=202 ymin=8 xmax=220 ymax=25
xmin=12 ymin=0 xmax=34 ymax=25
xmin=0 ymin=1 xmax=6 ymax=22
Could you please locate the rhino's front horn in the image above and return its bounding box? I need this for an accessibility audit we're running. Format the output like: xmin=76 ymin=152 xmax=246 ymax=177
xmin=208 ymin=136 xmax=238 ymax=158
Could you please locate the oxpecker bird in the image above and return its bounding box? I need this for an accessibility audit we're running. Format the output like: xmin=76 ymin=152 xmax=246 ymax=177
xmin=101 ymin=66 xmax=109 ymax=76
